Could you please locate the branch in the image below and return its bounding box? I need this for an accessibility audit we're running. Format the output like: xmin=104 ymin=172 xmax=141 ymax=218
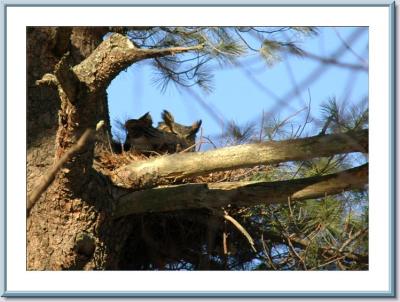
xmin=338 ymin=227 xmax=368 ymax=252
xmin=302 ymin=50 xmax=368 ymax=72
xmin=27 ymin=121 xmax=105 ymax=215
xmin=113 ymin=163 xmax=368 ymax=217
xmin=72 ymin=33 xmax=204 ymax=91
xmin=223 ymin=212 xmax=257 ymax=253
xmin=287 ymin=233 xmax=368 ymax=265
xmin=112 ymin=129 xmax=368 ymax=188
xmin=35 ymin=73 xmax=58 ymax=87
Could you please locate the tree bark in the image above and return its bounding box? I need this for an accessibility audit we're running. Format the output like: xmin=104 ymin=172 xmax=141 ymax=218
xmin=27 ymin=27 xmax=127 ymax=270
xmin=113 ymin=164 xmax=368 ymax=217
xmin=27 ymin=27 xmax=69 ymax=195
xmin=27 ymin=28 xmax=207 ymax=270
xmin=72 ymin=33 xmax=204 ymax=92
xmin=112 ymin=129 xmax=368 ymax=188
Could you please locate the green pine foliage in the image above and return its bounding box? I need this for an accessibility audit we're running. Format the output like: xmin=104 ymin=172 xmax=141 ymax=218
xmin=205 ymin=99 xmax=368 ymax=270
xmin=122 ymin=26 xmax=317 ymax=93
xmin=114 ymin=27 xmax=368 ymax=270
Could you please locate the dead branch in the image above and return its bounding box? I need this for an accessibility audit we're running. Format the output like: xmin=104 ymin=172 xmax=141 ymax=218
xmin=113 ymin=163 xmax=368 ymax=217
xmin=223 ymin=212 xmax=257 ymax=253
xmin=112 ymin=129 xmax=368 ymax=189
xmin=339 ymin=227 xmax=368 ymax=252
xmin=27 ymin=121 xmax=105 ymax=214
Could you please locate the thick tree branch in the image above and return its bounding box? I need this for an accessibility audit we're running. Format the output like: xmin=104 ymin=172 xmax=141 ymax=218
xmin=72 ymin=33 xmax=204 ymax=91
xmin=113 ymin=163 xmax=368 ymax=217
xmin=112 ymin=129 xmax=368 ymax=188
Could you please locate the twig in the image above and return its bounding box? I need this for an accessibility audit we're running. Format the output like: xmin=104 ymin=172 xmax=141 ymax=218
xmin=337 ymin=260 xmax=347 ymax=270
xmin=223 ymin=219 xmax=228 ymax=269
xmin=291 ymin=161 xmax=305 ymax=180
xmin=259 ymin=110 xmax=265 ymax=142
xmin=271 ymin=107 xmax=308 ymax=136
xmin=223 ymin=211 xmax=257 ymax=253
xmin=179 ymin=140 xmax=202 ymax=154
xmin=287 ymin=196 xmax=294 ymax=218
xmin=319 ymin=115 xmax=334 ymax=136
xmin=313 ymin=256 xmax=345 ymax=270
xmin=295 ymin=91 xmax=312 ymax=138
xmin=287 ymin=235 xmax=307 ymax=270
xmin=261 ymin=234 xmax=277 ymax=270
xmin=197 ymin=126 xmax=204 ymax=152
xmin=302 ymin=50 xmax=368 ymax=71
xmin=223 ymin=231 xmax=228 ymax=255
xmin=333 ymin=28 xmax=368 ymax=66
xmin=201 ymin=136 xmax=218 ymax=149
xmin=339 ymin=227 xmax=368 ymax=252
xmin=106 ymin=129 xmax=115 ymax=154
xmin=27 ymin=121 xmax=105 ymax=214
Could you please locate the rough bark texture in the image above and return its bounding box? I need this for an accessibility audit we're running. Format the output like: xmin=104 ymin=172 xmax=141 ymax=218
xmin=27 ymin=28 xmax=206 ymax=270
xmin=71 ymin=27 xmax=112 ymax=155
xmin=112 ymin=129 xmax=368 ymax=188
xmin=73 ymin=33 xmax=204 ymax=92
xmin=27 ymin=27 xmax=129 ymax=270
xmin=27 ymin=27 xmax=66 ymax=195
xmin=113 ymin=164 xmax=368 ymax=216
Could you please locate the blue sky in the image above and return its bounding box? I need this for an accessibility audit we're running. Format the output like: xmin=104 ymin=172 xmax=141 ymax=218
xmin=107 ymin=27 xmax=368 ymax=145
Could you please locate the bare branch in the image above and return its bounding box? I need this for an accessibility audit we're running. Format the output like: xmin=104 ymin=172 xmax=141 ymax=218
xmin=113 ymin=164 xmax=368 ymax=217
xmin=223 ymin=212 xmax=257 ymax=253
xmin=338 ymin=227 xmax=368 ymax=252
xmin=302 ymin=50 xmax=368 ymax=72
xmin=27 ymin=121 xmax=105 ymax=214
xmin=112 ymin=129 xmax=368 ymax=189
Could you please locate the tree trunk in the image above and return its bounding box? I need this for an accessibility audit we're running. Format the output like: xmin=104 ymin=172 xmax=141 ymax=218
xmin=27 ymin=27 xmax=205 ymax=270
xmin=27 ymin=27 xmax=130 ymax=270
xmin=27 ymin=27 xmax=64 ymax=195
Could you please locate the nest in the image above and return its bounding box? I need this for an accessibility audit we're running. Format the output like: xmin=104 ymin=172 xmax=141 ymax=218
xmin=94 ymin=147 xmax=272 ymax=187
xmin=93 ymin=147 xmax=275 ymax=270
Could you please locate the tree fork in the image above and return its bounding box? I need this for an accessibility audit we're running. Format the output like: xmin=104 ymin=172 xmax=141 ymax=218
xmin=73 ymin=33 xmax=205 ymax=92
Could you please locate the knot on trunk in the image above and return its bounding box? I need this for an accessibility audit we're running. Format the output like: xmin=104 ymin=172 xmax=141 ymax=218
xmin=75 ymin=232 xmax=96 ymax=257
